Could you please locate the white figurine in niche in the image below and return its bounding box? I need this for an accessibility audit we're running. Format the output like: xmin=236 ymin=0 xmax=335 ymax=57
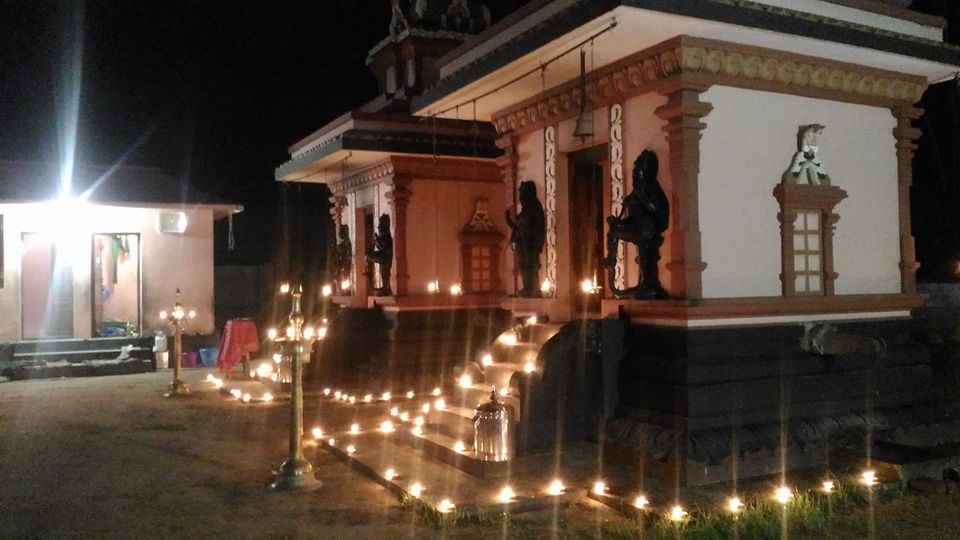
xmin=784 ymin=124 xmax=831 ymax=186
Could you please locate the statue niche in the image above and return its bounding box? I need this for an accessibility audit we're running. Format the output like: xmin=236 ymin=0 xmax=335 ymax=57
xmin=334 ymin=224 xmax=353 ymax=290
xmin=603 ymin=150 xmax=669 ymax=299
xmin=505 ymin=180 xmax=546 ymax=298
xmin=365 ymin=214 xmax=393 ymax=297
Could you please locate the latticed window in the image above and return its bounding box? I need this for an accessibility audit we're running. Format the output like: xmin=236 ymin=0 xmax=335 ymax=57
xmin=793 ymin=211 xmax=822 ymax=295
xmin=774 ymin=184 xmax=846 ymax=297
xmin=469 ymin=245 xmax=493 ymax=292
xmin=459 ymin=200 xmax=504 ymax=295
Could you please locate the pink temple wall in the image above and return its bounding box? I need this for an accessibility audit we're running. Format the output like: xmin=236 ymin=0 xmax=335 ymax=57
xmin=405 ymin=178 xmax=508 ymax=295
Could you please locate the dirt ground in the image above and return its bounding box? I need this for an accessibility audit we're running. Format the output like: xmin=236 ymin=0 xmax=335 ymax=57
xmin=0 ymin=369 xmax=620 ymax=539
xmin=2 ymin=369 xmax=960 ymax=539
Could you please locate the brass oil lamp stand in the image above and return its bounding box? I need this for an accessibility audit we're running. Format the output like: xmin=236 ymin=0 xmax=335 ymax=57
xmin=269 ymin=285 xmax=322 ymax=492
xmin=160 ymin=288 xmax=195 ymax=397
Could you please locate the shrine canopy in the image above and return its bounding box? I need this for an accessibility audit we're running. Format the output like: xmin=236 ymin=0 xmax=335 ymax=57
xmin=412 ymin=0 xmax=960 ymax=123
xmin=274 ymin=112 xmax=498 ymax=184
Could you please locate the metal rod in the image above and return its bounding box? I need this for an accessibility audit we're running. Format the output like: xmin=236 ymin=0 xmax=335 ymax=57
xmin=429 ymin=19 xmax=618 ymax=118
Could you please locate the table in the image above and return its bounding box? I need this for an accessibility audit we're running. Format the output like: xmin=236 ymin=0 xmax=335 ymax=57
xmin=216 ymin=319 xmax=260 ymax=376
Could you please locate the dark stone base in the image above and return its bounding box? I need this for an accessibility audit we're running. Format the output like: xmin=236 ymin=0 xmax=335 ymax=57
xmin=307 ymin=305 xmax=513 ymax=391
xmin=603 ymin=318 xmax=947 ymax=486
xmin=7 ymin=358 xmax=154 ymax=380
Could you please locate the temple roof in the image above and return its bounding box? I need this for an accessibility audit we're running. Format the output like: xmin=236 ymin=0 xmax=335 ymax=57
xmin=413 ymin=0 xmax=960 ymax=119
xmin=274 ymin=112 xmax=498 ymax=182
xmin=367 ymin=0 xmax=492 ymax=64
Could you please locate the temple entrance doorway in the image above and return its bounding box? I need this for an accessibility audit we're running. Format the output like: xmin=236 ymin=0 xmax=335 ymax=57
xmin=567 ymin=145 xmax=607 ymax=315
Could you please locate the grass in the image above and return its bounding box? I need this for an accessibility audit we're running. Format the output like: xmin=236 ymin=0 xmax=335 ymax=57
xmin=398 ymin=492 xmax=500 ymax=527
xmin=601 ymin=481 xmax=901 ymax=540
xmin=396 ymin=479 xmax=935 ymax=539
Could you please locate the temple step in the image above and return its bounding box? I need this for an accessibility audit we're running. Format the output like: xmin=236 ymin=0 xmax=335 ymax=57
xmin=394 ymin=428 xmax=509 ymax=479
xmin=455 ymin=384 xmax=522 ymax=420
xmin=427 ymin=405 xmax=475 ymax=442
xmin=516 ymin=323 xmax=563 ymax=343
xmin=480 ymin=361 xmax=525 ymax=389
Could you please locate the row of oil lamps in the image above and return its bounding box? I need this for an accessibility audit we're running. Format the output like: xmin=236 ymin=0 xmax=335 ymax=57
xmin=205 ymin=374 xmax=880 ymax=518
xmin=306 ymin=417 xmax=881 ymax=517
xmin=310 ymin=275 xmax=602 ymax=298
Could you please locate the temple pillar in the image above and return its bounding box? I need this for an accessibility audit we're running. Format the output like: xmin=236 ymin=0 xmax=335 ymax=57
xmin=892 ymin=105 xmax=923 ymax=294
xmin=495 ymin=134 xmax=519 ymax=295
xmin=655 ymin=80 xmax=712 ymax=300
xmin=329 ymin=195 xmax=346 ymax=227
xmin=387 ymin=174 xmax=412 ymax=296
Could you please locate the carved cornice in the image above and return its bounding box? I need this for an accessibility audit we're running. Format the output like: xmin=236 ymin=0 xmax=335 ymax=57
xmin=330 ymin=161 xmax=395 ymax=195
xmin=492 ymin=36 xmax=928 ymax=135
xmin=330 ymin=156 xmax=501 ymax=195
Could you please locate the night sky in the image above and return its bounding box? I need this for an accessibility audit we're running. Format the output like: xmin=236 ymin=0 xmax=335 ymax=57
xmin=1 ymin=1 xmax=959 ymax=279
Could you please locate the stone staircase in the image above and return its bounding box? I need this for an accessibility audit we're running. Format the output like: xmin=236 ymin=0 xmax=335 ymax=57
xmin=407 ymin=321 xmax=564 ymax=477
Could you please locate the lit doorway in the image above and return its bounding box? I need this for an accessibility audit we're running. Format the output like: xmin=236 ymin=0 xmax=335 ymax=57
xmin=92 ymin=233 xmax=141 ymax=337
xmin=568 ymin=145 xmax=607 ymax=314
xmin=21 ymin=233 xmax=74 ymax=339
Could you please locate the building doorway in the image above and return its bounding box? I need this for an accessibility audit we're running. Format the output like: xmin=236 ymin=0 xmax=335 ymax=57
xmin=92 ymin=233 xmax=141 ymax=337
xmin=568 ymin=145 xmax=607 ymax=314
xmin=21 ymin=233 xmax=74 ymax=339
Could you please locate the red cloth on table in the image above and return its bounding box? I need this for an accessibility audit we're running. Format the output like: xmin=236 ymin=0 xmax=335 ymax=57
xmin=216 ymin=319 xmax=260 ymax=374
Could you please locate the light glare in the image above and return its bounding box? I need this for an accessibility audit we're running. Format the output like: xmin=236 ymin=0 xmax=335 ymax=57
xmin=409 ymin=482 xmax=424 ymax=497
xmin=774 ymin=486 xmax=792 ymax=505
xmin=546 ymin=479 xmax=564 ymax=496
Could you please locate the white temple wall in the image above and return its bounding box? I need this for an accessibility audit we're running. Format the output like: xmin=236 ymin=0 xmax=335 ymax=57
xmin=699 ymin=85 xmax=900 ymax=298
xmin=0 ymin=203 xmax=215 ymax=341
xmin=515 ymin=129 xmax=545 ymax=195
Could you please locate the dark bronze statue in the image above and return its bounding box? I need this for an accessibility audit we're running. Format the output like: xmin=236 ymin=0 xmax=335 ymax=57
xmin=505 ymin=180 xmax=546 ymax=297
xmin=334 ymin=224 xmax=352 ymax=286
xmin=603 ymin=150 xmax=669 ymax=299
xmin=365 ymin=214 xmax=393 ymax=296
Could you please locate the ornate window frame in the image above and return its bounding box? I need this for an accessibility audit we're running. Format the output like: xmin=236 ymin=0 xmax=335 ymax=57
xmin=774 ymin=183 xmax=847 ymax=296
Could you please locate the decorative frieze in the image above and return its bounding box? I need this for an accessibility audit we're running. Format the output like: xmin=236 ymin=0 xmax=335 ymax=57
xmin=544 ymin=125 xmax=558 ymax=297
xmin=608 ymin=103 xmax=626 ymax=291
xmin=330 ymin=155 xmax=500 ymax=195
xmin=492 ymin=36 xmax=927 ymax=135
xmin=680 ymin=44 xmax=925 ymax=103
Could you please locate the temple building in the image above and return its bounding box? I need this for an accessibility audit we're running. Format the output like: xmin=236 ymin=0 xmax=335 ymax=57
xmin=277 ymin=0 xmax=960 ymax=485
